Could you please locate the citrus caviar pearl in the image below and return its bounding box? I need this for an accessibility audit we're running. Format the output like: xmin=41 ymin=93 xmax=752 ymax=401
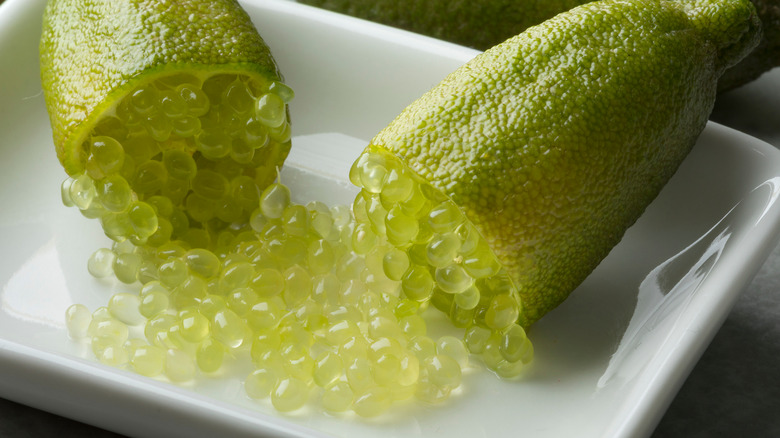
xmin=351 ymin=223 xmax=377 ymax=255
xmin=282 ymin=348 xmax=315 ymax=383
xmin=365 ymin=196 xmax=387 ymax=234
xmin=462 ymin=244 xmax=501 ymax=278
xmin=416 ymin=377 xmax=451 ymax=404
xmin=260 ymin=183 xmax=290 ymax=219
xmin=144 ymin=313 xmax=176 ymax=346
xmin=88 ymin=136 xmax=125 ymax=178
xmin=113 ymin=252 xmax=141 ymax=284
xmin=220 ymin=261 xmax=254 ymax=293
xmin=129 ymin=343 xmax=165 ymax=377
xmin=352 ymin=386 xmax=391 ymax=417
xmin=454 ymin=284 xmax=481 ymax=310
xmin=379 ymin=168 xmax=413 ymax=205
xmin=87 ymin=314 xmax=129 ymax=344
xmin=165 ymin=348 xmax=196 ymax=382
xmin=179 ymin=308 xmax=209 ymax=343
xmin=436 ymin=336 xmax=470 ymax=368
xmin=425 ymin=354 xmax=462 ymax=390
xmin=92 ymin=337 xmax=128 ymax=366
xmin=307 ymin=239 xmax=335 ymax=275
xmin=435 ymin=264 xmax=473 ymax=294
xmin=428 ymin=201 xmax=464 ymax=233
xmin=139 ymin=290 xmax=169 ymax=319
xmin=196 ymin=338 xmax=225 ymax=373
xmin=65 ymin=304 xmax=92 ymax=339
xmin=494 ymin=357 xmax=527 ymax=378
xmin=245 ymin=368 xmax=279 ymax=399
xmin=426 ymin=233 xmax=461 ymax=268
xmin=87 ymin=248 xmax=115 ymax=278
xmin=162 ymin=150 xmax=196 ymax=181
xmin=408 ymin=336 xmax=437 ymax=361
xmin=346 ymin=357 xmax=373 ymax=391
xmin=500 ymin=324 xmax=534 ymax=364
xmin=133 ymin=160 xmax=166 ymax=194
xmin=211 ymin=308 xmax=249 ymax=348
xmin=401 ymin=265 xmax=435 ymax=301
xmin=357 ymin=162 xmax=387 ymax=195
xmin=96 ymin=174 xmax=132 ymax=212
xmin=177 ymin=83 xmax=209 ymax=115
xmin=61 ymin=177 xmax=75 ymax=207
xmin=107 ymin=293 xmax=144 ymax=326
xmin=321 ymin=381 xmax=353 ymax=412
xmin=385 ymin=206 xmax=419 ymax=245
xmin=184 ymin=248 xmax=220 ymax=279
xmin=255 ymin=93 xmax=286 ymax=128
xmin=313 ymin=352 xmax=343 ymax=387
xmin=464 ymin=325 xmax=492 ymax=354
xmin=397 ymin=352 xmax=421 ymax=387
xmin=158 ymin=258 xmax=188 ymax=287
xmin=485 ymin=294 xmax=520 ymax=331
xmin=249 ymin=268 xmax=283 ymax=297
xmin=382 ymin=248 xmax=410 ymax=281
xmin=129 ymin=86 xmax=157 ymax=115
xmin=398 ymin=314 xmax=426 ymax=338
xmin=69 ymin=174 xmax=96 ymax=209
xmin=271 ymin=377 xmax=310 ymax=412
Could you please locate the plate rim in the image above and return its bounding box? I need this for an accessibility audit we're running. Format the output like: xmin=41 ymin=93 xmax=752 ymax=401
xmin=2 ymin=0 xmax=780 ymax=437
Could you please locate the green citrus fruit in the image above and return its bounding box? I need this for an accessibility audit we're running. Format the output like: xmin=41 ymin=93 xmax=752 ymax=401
xmin=349 ymin=0 xmax=761 ymax=331
xmin=40 ymin=0 xmax=293 ymax=248
xmin=301 ymin=0 xmax=777 ymax=92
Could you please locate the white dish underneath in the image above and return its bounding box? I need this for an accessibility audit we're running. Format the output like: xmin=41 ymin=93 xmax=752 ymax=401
xmin=2 ymin=0 xmax=780 ymax=437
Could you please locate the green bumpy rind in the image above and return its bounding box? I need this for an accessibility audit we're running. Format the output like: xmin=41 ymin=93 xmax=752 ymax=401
xmin=301 ymin=0 xmax=777 ymax=92
xmin=300 ymin=0 xmax=589 ymax=52
xmin=367 ymin=0 xmax=761 ymax=327
xmin=39 ymin=0 xmax=284 ymax=175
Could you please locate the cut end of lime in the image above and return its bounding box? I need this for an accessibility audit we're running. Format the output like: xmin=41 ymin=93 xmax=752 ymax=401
xmin=349 ymin=146 xmax=533 ymax=378
xmin=60 ymin=71 xmax=293 ymax=250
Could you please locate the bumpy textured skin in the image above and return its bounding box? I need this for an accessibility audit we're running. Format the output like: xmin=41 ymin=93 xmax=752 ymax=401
xmin=367 ymin=0 xmax=761 ymax=327
xmin=300 ymin=0 xmax=777 ymax=91
xmin=300 ymin=0 xmax=588 ymax=51
xmin=719 ymin=0 xmax=780 ymax=91
xmin=40 ymin=0 xmax=284 ymax=175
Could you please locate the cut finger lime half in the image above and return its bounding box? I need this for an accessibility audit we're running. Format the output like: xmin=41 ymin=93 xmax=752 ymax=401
xmin=41 ymin=0 xmax=293 ymax=248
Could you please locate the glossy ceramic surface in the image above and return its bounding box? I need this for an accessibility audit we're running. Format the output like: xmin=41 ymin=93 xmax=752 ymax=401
xmin=2 ymin=0 xmax=780 ymax=437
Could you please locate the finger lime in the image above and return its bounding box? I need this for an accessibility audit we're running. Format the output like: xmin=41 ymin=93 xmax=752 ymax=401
xmin=349 ymin=0 xmax=761 ymax=340
xmin=41 ymin=0 xmax=292 ymax=248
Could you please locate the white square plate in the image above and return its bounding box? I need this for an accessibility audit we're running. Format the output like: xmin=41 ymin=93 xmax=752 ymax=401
xmin=2 ymin=0 xmax=780 ymax=437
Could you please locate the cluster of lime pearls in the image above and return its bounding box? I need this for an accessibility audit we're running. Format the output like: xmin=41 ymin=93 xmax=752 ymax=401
xmin=349 ymin=147 xmax=534 ymax=378
xmin=60 ymin=73 xmax=292 ymax=249
xmin=66 ymin=181 xmax=473 ymax=416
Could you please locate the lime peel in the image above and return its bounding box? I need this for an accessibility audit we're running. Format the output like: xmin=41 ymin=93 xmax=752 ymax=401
xmin=40 ymin=0 xmax=284 ymax=175
xmin=360 ymin=0 xmax=761 ymax=327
